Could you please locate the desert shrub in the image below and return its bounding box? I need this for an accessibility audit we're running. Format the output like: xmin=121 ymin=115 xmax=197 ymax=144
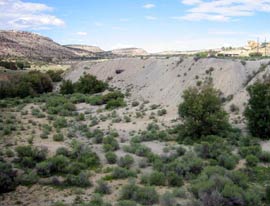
xmin=132 ymin=101 xmax=140 ymax=107
xmin=65 ymin=172 xmax=91 ymax=187
xmin=66 ymin=162 xmax=87 ymax=175
xmin=117 ymin=155 xmax=134 ymax=169
xmin=167 ymin=172 xmax=184 ymax=187
xmin=266 ymin=185 xmax=270 ymax=203
xmin=194 ymin=138 xmax=230 ymax=159
xmin=0 ymin=161 xmax=17 ymax=194
xmin=0 ymin=60 xmax=30 ymax=70
xmin=103 ymin=136 xmax=119 ymax=152
xmin=176 ymin=146 xmax=186 ymax=156
xmin=106 ymin=98 xmax=126 ymax=110
xmin=105 ymin=152 xmax=117 ymax=164
xmin=239 ymin=145 xmax=262 ymax=158
xmin=0 ymin=71 xmax=53 ymax=98
xmin=53 ymin=117 xmax=67 ymax=128
xmin=246 ymin=155 xmax=259 ymax=167
xmin=15 ymin=146 xmax=47 ymax=168
xmin=123 ymin=143 xmax=151 ymax=157
xmin=95 ymin=180 xmax=111 ymax=194
xmin=217 ymin=153 xmax=238 ymax=170
xmin=178 ymin=86 xmax=229 ymax=139
xmin=157 ymin=109 xmax=167 ymax=116
xmin=117 ymin=200 xmax=137 ymax=206
xmin=60 ymin=80 xmax=74 ymax=94
xmin=141 ymin=171 xmax=166 ymax=186
xmin=120 ymin=182 xmax=159 ymax=205
xmin=49 ymin=155 xmax=70 ymax=173
xmin=46 ymin=70 xmax=63 ymax=82
xmin=111 ymin=167 xmax=137 ymax=179
xmin=160 ymin=192 xmax=176 ymax=206
xmin=87 ymin=194 xmax=112 ymax=206
xmin=56 ymin=147 xmax=70 ymax=157
xmin=86 ymin=129 xmax=104 ymax=142
xmin=190 ymin=166 xmax=262 ymax=206
xmin=31 ymin=108 xmax=45 ymax=118
xmin=17 ymin=171 xmax=39 ymax=186
xmin=46 ymin=96 xmax=75 ymax=116
xmin=158 ymin=152 xmax=204 ymax=180
xmin=36 ymin=161 xmax=53 ymax=177
xmin=70 ymin=142 xmax=100 ymax=168
xmin=245 ymin=81 xmax=270 ymax=139
xmin=53 ymin=133 xmax=64 ymax=142
xmin=259 ymin=151 xmax=270 ymax=162
xmin=75 ymin=74 xmax=108 ymax=94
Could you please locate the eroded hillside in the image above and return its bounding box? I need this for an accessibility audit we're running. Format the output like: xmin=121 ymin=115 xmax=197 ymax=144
xmin=64 ymin=57 xmax=270 ymax=125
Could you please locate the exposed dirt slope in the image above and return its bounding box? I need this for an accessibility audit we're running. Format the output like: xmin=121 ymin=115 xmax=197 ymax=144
xmin=64 ymin=57 xmax=270 ymax=118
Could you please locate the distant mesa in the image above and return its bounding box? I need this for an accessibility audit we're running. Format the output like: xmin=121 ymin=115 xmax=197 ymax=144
xmin=64 ymin=45 xmax=104 ymax=53
xmin=110 ymin=48 xmax=148 ymax=56
xmin=0 ymin=30 xmax=148 ymax=62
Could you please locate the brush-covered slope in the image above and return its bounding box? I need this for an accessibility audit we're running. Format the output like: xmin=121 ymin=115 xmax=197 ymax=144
xmin=0 ymin=30 xmax=94 ymax=61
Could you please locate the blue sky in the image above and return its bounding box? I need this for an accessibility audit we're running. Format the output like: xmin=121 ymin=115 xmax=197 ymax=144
xmin=1 ymin=0 xmax=270 ymax=52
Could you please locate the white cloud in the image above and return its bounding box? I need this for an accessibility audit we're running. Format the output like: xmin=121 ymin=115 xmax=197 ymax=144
xmin=180 ymin=0 xmax=270 ymax=21
xmin=76 ymin=32 xmax=88 ymax=36
xmin=120 ymin=18 xmax=129 ymax=22
xmin=94 ymin=22 xmax=103 ymax=27
xmin=112 ymin=26 xmax=126 ymax=31
xmin=143 ymin=3 xmax=156 ymax=9
xmin=145 ymin=16 xmax=157 ymax=20
xmin=0 ymin=0 xmax=64 ymax=29
xmin=182 ymin=0 xmax=202 ymax=5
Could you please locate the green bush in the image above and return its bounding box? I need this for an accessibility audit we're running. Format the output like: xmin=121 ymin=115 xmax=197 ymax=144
xmin=53 ymin=133 xmax=64 ymax=142
xmin=75 ymin=74 xmax=108 ymax=94
xmin=46 ymin=70 xmax=63 ymax=82
xmin=0 ymin=161 xmax=17 ymax=194
xmin=60 ymin=80 xmax=74 ymax=94
xmin=141 ymin=171 xmax=166 ymax=186
xmin=117 ymin=155 xmax=134 ymax=169
xmin=46 ymin=96 xmax=75 ymax=116
xmin=111 ymin=167 xmax=136 ymax=179
xmin=0 ymin=71 xmax=53 ymax=98
xmin=190 ymin=166 xmax=262 ymax=206
xmin=259 ymin=151 xmax=270 ymax=162
xmin=239 ymin=145 xmax=261 ymax=158
xmin=65 ymin=172 xmax=91 ymax=187
xmin=95 ymin=180 xmax=111 ymax=194
xmin=53 ymin=118 xmax=67 ymax=128
xmin=245 ymin=81 xmax=270 ymax=139
xmin=217 ymin=153 xmax=238 ymax=170
xmin=117 ymin=200 xmax=137 ymax=206
xmin=167 ymin=172 xmax=184 ymax=187
xmin=17 ymin=171 xmax=39 ymax=186
xmin=266 ymin=185 xmax=270 ymax=203
xmin=160 ymin=192 xmax=176 ymax=206
xmin=15 ymin=146 xmax=47 ymax=168
xmin=105 ymin=152 xmax=117 ymax=164
xmin=105 ymin=98 xmax=126 ymax=110
xmin=178 ymin=86 xmax=229 ymax=139
xmin=103 ymin=136 xmax=119 ymax=152
xmin=246 ymin=155 xmax=259 ymax=167
xmin=120 ymin=182 xmax=159 ymax=205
